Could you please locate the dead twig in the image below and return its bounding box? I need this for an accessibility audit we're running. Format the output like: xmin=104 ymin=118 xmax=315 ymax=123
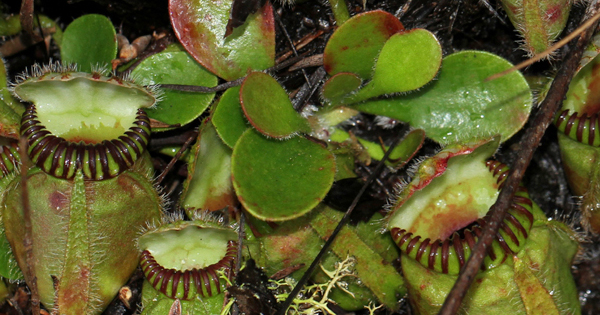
xmin=276 ymin=29 xmax=326 ymax=64
xmin=156 ymin=131 xmax=197 ymax=185
xmin=274 ymin=10 xmax=312 ymax=88
xmin=0 ymin=27 xmax=55 ymax=57
xmin=19 ymin=0 xmax=42 ymax=43
xmin=439 ymin=1 xmax=600 ymax=314
xmin=288 ymin=54 xmax=323 ymax=71
xmin=292 ymin=66 xmax=326 ymax=111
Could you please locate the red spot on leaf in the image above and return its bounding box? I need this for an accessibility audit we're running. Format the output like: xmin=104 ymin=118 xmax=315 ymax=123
xmin=545 ymin=5 xmax=564 ymax=24
xmin=49 ymin=191 xmax=68 ymax=214
xmin=382 ymin=15 xmax=404 ymax=34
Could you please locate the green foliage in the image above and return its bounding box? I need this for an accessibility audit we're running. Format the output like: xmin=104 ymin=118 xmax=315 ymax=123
xmin=169 ymin=0 xmax=275 ymax=80
xmin=240 ymin=72 xmax=311 ymax=138
xmin=131 ymin=51 xmax=218 ymax=129
xmin=60 ymin=14 xmax=117 ymax=72
xmin=355 ymin=51 xmax=533 ymax=144
xmin=232 ymin=129 xmax=335 ymax=221
xmin=0 ymin=1 xmax=584 ymax=314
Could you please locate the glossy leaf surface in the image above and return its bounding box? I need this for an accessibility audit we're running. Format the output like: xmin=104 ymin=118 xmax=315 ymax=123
xmin=323 ymin=10 xmax=403 ymax=79
xmin=169 ymin=0 xmax=275 ymax=80
xmin=232 ymin=129 xmax=335 ymax=221
xmin=131 ymin=51 xmax=217 ymax=129
xmin=60 ymin=14 xmax=117 ymax=72
xmin=355 ymin=51 xmax=532 ymax=144
xmin=240 ymin=72 xmax=310 ymax=138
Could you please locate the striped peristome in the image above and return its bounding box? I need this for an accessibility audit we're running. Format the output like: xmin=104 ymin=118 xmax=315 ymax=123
xmin=390 ymin=161 xmax=535 ymax=274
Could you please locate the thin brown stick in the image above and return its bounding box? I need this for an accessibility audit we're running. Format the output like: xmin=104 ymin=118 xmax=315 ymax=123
xmin=18 ymin=137 xmax=40 ymax=315
xmin=486 ymin=9 xmax=600 ymax=82
xmin=19 ymin=0 xmax=42 ymax=42
xmin=438 ymin=1 xmax=600 ymax=314
xmin=276 ymin=30 xmax=326 ymax=64
xmin=156 ymin=131 xmax=197 ymax=185
xmin=0 ymin=27 xmax=54 ymax=57
xmin=288 ymin=54 xmax=323 ymax=71
xmin=274 ymin=10 xmax=311 ymax=88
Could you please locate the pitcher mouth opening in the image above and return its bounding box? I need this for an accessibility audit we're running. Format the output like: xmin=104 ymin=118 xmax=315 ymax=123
xmin=139 ymin=222 xmax=238 ymax=300
xmin=21 ymin=104 xmax=150 ymax=180
xmin=389 ymin=160 xmax=535 ymax=275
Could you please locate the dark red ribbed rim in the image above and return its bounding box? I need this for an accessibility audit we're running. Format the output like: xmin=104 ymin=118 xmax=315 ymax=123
xmin=390 ymin=160 xmax=535 ymax=274
xmin=555 ymin=109 xmax=599 ymax=146
xmin=140 ymin=240 xmax=237 ymax=300
xmin=20 ymin=104 xmax=151 ymax=181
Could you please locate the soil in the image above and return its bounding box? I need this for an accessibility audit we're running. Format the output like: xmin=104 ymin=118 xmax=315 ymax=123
xmin=0 ymin=0 xmax=598 ymax=314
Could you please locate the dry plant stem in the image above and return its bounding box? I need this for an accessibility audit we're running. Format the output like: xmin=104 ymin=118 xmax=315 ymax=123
xmin=18 ymin=137 xmax=40 ymax=315
xmin=292 ymin=66 xmax=326 ymax=111
xmin=158 ymin=53 xmax=309 ymax=93
xmin=274 ymin=10 xmax=312 ymax=89
xmin=156 ymin=131 xmax=197 ymax=185
xmin=149 ymin=130 xmax=199 ymax=149
xmin=276 ymin=30 xmax=326 ymax=64
xmin=289 ymin=54 xmax=324 ymax=71
xmin=19 ymin=0 xmax=42 ymax=43
xmin=395 ymin=0 xmax=413 ymax=19
xmin=275 ymin=133 xmax=403 ymax=315
xmin=477 ymin=0 xmax=504 ymax=23
xmin=439 ymin=1 xmax=600 ymax=314
xmin=0 ymin=28 xmax=54 ymax=57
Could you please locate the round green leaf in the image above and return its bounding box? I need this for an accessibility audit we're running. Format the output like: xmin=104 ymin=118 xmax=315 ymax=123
xmin=323 ymin=10 xmax=404 ymax=79
xmin=61 ymin=14 xmax=117 ymax=73
xmin=354 ymin=51 xmax=533 ymax=144
xmin=344 ymin=29 xmax=442 ymax=104
xmin=321 ymin=72 xmax=362 ymax=106
xmin=131 ymin=51 xmax=217 ymax=129
xmin=240 ymin=72 xmax=310 ymax=138
xmin=169 ymin=0 xmax=275 ymax=81
xmin=232 ymin=129 xmax=336 ymax=221
xmin=212 ymin=86 xmax=250 ymax=148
